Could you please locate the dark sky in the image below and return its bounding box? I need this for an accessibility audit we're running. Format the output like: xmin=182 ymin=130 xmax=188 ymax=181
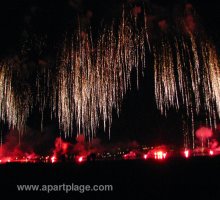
xmin=0 ymin=0 xmax=219 ymax=147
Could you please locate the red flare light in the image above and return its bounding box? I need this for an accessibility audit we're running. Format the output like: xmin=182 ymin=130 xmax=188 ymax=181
xmin=51 ymin=156 xmax=56 ymax=163
xmin=209 ymin=150 xmax=214 ymax=156
xmin=184 ymin=150 xmax=190 ymax=158
xmin=78 ymin=156 xmax=83 ymax=162
xmin=143 ymin=154 xmax=148 ymax=160
xmin=123 ymin=151 xmax=136 ymax=160
xmin=154 ymin=151 xmax=167 ymax=160
xmin=76 ymin=155 xmax=87 ymax=164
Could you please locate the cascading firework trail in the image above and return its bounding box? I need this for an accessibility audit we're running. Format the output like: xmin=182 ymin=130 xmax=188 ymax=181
xmin=54 ymin=8 xmax=149 ymax=138
xmin=0 ymin=60 xmax=31 ymax=132
xmin=153 ymin=36 xmax=179 ymax=116
xmin=153 ymin=16 xmax=220 ymax=148
xmin=0 ymin=2 xmax=219 ymax=146
xmin=201 ymin=39 xmax=220 ymax=127
xmin=0 ymin=63 xmax=16 ymax=127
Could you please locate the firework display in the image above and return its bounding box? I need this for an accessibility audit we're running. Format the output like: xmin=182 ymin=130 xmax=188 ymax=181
xmin=54 ymin=8 xmax=149 ymax=138
xmin=153 ymin=5 xmax=220 ymax=148
xmin=0 ymin=60 xmax=32 ymax=132
xmin=0 ymin=3 xmax=219 ymax=146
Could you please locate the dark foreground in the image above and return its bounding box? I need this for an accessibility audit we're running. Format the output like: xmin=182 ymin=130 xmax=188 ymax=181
xmin=0 ymin=157 xmax=219 ymax=199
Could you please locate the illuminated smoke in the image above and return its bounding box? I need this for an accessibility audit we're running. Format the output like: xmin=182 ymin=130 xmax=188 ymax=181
xmin=195 ymin=126 xmax=213 ymax=149
xmin=196 ymin=127 xmax=213 ymax=139
xmin=0 ymin=129 xmax=38 ymax=163
xmin=51 ymin=135 xmax=99 ymax=162
xmin=52 ymin=137 xmax=73 ymax=159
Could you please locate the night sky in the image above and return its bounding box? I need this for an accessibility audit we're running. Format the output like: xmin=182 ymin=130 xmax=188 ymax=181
xmin=0 ymin=0 xmax=219 ymax=147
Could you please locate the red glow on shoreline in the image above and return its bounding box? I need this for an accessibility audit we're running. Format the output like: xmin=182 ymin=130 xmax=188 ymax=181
xmin=154 ymin=151 xmax=167 ymax=160
xmin=123 ymin=151 xmax=136 ymax=160
xmin=78 ymin=156 xmax=83 ymax=162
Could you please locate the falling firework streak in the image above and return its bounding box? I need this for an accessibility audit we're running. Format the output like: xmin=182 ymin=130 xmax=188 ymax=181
xmin=0 ymin=4 xmax=219 ymax=144
xmin=52 ymin=8 xmax=150 ymax=138
xmin=153 ymin=28 xmax=220 ymax=148
xmin=0 ymin=61 xmax=32 ymax=132
xmin=153 ymin=36 xmax=179 ymax=116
